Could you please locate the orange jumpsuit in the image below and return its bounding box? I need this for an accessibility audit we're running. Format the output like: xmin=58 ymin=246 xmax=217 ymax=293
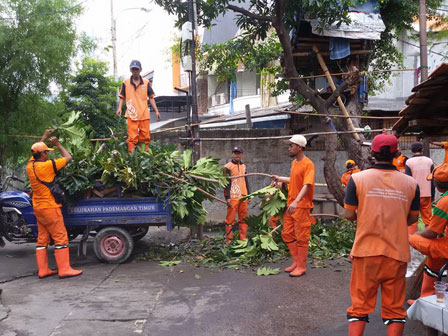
xmin=444 ymin=142 xmax=448 ymax=164
xmin=224 ymin=160 xmax=249 ymax=240
xmin=392 ymin=154 xmax=407 ymax=173
xmin=282 ymin=157 xmax=315 ymax=246
xmin=26 ymin=157 xmax=69 ymax=247
xmin=409 ymin=191 xmax=448 ymax=299
xmin=341 ymin=168 xmax=360 ymax=187
xmin=406 ymin=155 xmax=434 ymax=232
xmin=344 ymin=164 xmax=419 ymax=326
xmin=119 ymin=77 xmax=155 ymax=151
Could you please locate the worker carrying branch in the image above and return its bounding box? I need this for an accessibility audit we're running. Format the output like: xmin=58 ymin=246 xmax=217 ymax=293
xmin=272 ymin=134 xmax=315 ymax=278
xmin=344 ymin=134 xmax=420 ymax=336
xmin=224 ymin=146 xmax=250 ymax=242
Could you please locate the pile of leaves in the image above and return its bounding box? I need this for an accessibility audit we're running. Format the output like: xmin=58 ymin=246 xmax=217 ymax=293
xmin=48 ymin=112 xmax=228 ymax=227
xmin=309 ymin=218 xmax=356 ymax=260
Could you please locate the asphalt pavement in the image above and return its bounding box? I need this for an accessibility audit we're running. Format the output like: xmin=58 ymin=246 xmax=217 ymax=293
xmin=0 ymin=228 xmax=427 ymax=336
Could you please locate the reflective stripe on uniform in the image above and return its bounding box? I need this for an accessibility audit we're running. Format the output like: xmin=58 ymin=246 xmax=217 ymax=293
xmin=383 ymin=318 xmax=406 ymax=325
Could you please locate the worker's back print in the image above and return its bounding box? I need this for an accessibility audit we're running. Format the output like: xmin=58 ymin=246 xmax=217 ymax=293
xmin=350 ymin=168 xmax=418 ymax=263
xmin=406 ymin=156 xmax=433 ymax=197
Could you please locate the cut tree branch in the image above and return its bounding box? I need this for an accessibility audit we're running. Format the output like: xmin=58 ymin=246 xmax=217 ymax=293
xmin=227 ymin=4 xmax=273 ymax=22
xmin=159 ymin=172 xmax=227 ymax=204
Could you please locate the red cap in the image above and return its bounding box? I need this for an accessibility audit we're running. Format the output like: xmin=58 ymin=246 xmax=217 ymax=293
xmin=371 ymin=134 xmax=398 ymax=153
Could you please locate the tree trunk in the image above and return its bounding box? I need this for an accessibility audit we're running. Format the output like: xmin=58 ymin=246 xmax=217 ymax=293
xmin=322 ymin=121 xmax=346 ymax=206
xmin=335 ymin=95 xmax=371 ymax=170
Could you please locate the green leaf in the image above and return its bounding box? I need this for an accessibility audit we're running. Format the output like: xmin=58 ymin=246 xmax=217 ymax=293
xmin=256 ymin=267 xmax=280 ymax=276
xmin=159 ymin=260 xmax=182 ymax=266
xmin=195 ymin=274 xmax=201 ymax=280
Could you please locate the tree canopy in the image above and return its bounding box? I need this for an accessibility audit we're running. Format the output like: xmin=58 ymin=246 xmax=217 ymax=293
xmin=0 ymin=0 xmax=81 ymax=168
xmin=61 ymin=57 xmax=124 ymax=139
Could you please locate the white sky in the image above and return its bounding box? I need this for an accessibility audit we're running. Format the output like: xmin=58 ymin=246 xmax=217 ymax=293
xmin=77 ymin=0 xmax=179 ymax=95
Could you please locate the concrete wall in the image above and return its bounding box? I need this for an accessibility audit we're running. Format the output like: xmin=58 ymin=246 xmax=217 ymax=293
xmin=153 ymin=129 xmax=446 ymax=223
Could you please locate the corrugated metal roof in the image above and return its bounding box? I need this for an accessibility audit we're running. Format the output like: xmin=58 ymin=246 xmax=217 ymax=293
xmin=392 ymin=63 xmax=448 ymax=136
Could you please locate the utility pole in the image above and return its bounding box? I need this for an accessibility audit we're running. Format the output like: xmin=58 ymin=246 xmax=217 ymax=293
xmin=419 ymin=0 xmax=430 ymax=156
xmin=188 ymin=0 xmax=202 ymax=239
xmin=419 ymin=0 xmax=429 ymax=83
xmin=110 ymin=0 xmax=117 ymax=82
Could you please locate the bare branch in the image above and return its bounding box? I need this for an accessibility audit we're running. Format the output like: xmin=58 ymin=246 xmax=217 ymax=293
xmin=324 ymin=81 xmax=350 ymax=109
xmin=227 ymin=4 xmax=273 ymax=22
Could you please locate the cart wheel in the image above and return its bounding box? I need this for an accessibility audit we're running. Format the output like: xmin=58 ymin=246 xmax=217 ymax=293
xmin=93 ymin=227 xmax=134 ymax=264
xmin=132 ymin=226 xmax=149 ymax=242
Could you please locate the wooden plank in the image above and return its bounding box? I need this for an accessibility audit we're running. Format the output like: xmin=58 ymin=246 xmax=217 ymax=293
xmin=293 ymin=50 xmax=373 ymax=57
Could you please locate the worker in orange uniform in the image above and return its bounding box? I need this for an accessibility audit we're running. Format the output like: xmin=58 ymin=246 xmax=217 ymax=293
xmin=392 ymin=147 xmax=408 ymax=173
xmin=224 ymin=146 xmax=250 ymax=241
xmin=341 ymin=160 xmax=360 ymax=187
xmin=406 ymin=142 xmax=434 ymax=233
xmin=26 ymin=129 xmax=83 ymax=279
xmin=344 ymin=134 xmax=420 ymax=336
xmin=431 ymin=141 xmax=448 ymax=164
xmin=272 ymin=134 xmax=315 ymax=277
xmin=116 ymin=60 xmax=161 ymax=152
xmin=408 ymin=163 xmax=448 ymax=305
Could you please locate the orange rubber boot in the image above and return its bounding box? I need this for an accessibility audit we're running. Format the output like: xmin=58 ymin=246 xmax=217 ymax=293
xmin=225 ymin=224 xmax=233 ymax=242
xmin=284 ymin=242 xmax=298 ymax=272
xmin=36 ymin=248 xmax=57 ymax=279
xmin=289 ymin=246 xmax=308 ymax=277
xmin=387 ymin=323 xmax=404 ymax=336
xmin=238 ymin=223 xmax=248 ymax=240
xmin=54 ymin=248 xmax=83 ymax=279
xmin=348 ymin=321 xmax=366 ymax=336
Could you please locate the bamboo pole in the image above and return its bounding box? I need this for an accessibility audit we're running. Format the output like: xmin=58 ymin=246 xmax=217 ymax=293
xmin=312 ymin=45 xmax=361 ymax=142
xmin=229 ymin=173 xmax=327 ymax=187
xmin=280 ymin=110 xmax=400 ymax=120
xmin=179 ymin=128 xmax=390 ymax=141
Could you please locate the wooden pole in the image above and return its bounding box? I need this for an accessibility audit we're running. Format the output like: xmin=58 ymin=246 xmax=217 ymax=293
xmin=245 ymin=104 xmax=252 ymax=128
xmin=312 ymin=45 xmax=361 ymax=142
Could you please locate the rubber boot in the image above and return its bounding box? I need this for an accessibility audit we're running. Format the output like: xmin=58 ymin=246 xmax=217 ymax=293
xmin=284 ymin=242 xmax=298 ymax=272
xmin=36 ymin=248 xmax=57 ymax=279
xmin=387 ymin=322 xmax=404 ymax=336
xmin=54 ymin=248 xmax=83 ymax=279
xmin=225 ymin=224 xmax=233 ymax=243
xmin=348 ymin=321 xmax=366 ymax=336
xmin=407 ymin=273 xmax=436 ymax=305
xmin=289 ymin=246 xmax=308 ymax=277
xmin=238 ymin=223 xmax=248 ymax=240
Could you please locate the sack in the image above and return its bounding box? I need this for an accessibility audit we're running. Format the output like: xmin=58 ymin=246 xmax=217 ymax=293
xmin=49 ymin=183 xmax=66 ymax=204
xmin=32 ymin=159 xmax=66 ymax=204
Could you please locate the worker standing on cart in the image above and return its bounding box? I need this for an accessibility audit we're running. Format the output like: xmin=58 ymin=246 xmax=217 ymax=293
xmin=224 ymin=146 xmax=250 ymax=241
xmin=116 ymin=60 xmax=161 ymax=152
xmin=344 ymin=134 xmax=419 ymax=336
xmin=408 ymin=163 xmax=448 ymax=304
xmin=26 ymin=129 xmax=83 ymax=279
xmin=272 ymin=134 xmax=315 ymax=278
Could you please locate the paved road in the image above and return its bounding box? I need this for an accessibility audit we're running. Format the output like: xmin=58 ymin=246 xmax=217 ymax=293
xmin=0 ymin=228 xmax=426 ymax=336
